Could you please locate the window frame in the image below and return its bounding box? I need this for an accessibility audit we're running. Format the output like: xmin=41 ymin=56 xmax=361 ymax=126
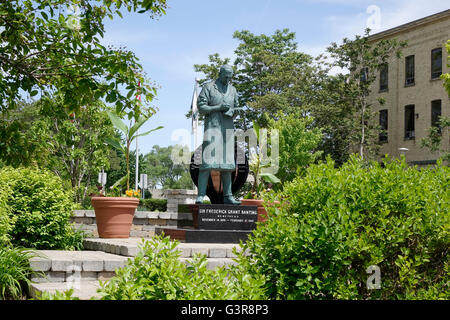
xmin=404 ymin=104 xmax=415 ymax=140
xmin=405 ymin=55 xmax=415 ymax=86
xmin=379 ymin=109 xmax=388 ymax=143
xmin=431 ymin=99 xmax=442 ymax=134
xmin=379 ymin=63 xmax=388 ymax=92
xmin=431 ymin=48 xmax=442 ymax=80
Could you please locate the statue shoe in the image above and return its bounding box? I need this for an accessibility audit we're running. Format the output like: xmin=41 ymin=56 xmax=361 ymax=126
xmin=195 ymin=195 xmax=204 ymax=204
xmin=223 ymin=196 xmax=241 ymax=205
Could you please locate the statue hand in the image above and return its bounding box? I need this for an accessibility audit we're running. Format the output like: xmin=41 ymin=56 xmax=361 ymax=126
xmin=220 ymin=103 xmax=231 ymax=112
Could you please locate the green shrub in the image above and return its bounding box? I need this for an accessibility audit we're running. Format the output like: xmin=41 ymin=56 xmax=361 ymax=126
xmin=0 ymin=167 xmax=85 ymax=250
xmin=0 ymin=246 xmax=41 ymax=300
xmin=97 ymin=235 xmax=266 ymax=300
xmin=139 ymin=198 xmax=167 ymax=212
xmin=0 ymin=185 xmax=14 ymax=246
xmin=237 ymin=155 xmax=449 ymax=299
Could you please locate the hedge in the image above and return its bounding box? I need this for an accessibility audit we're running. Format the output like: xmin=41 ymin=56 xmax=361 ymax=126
xmin=237 ymin=156 xmax=449 ymax=299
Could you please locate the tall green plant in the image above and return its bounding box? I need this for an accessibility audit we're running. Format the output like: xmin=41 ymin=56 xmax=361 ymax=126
xmin=246 ymin=122 xmax=280 ymax=199
xmin=267 ymin=111 xmax=323 ymax=184
xmin=105 ymin=111 xmax=163 ymax=191
xmin=0 ymin=246 xmax=41 ymax=300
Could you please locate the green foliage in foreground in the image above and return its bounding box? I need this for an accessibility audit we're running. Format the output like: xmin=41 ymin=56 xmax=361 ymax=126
xmin=0 ymin=246 xmax=40 ymax=300
xmin=0 ymin=184 xmax=14 ymax=246
xmin=236 ymin=155 xmax=449 ymax=299
xmin=34 ymin=288 xmax=81 ymax=300
xmin=0 ymin=167 xmax=85 ymax=250
xmin=96 ymin=235 xmax=266 ymax=300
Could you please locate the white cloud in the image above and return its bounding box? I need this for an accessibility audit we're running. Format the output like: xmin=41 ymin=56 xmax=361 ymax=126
xmin=322 ymin=0 xmax=450 ymax=40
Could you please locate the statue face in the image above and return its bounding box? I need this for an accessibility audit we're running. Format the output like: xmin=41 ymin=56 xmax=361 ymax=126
xmin=219 ymin=69 xmax=233 ymax=84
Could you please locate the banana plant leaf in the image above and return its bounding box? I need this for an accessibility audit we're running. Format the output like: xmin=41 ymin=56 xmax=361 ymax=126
xmin=260 ymin=172 xmax=281 ymax=184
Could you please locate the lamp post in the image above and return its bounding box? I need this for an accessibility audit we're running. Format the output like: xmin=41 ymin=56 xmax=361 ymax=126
xmin=136 ymin=81 xmax=141 ymax=194
xmin=139 ymin=173 xmax=148 ymax=199
xmin=399 ymin=148 xmax=409 ymax=163
xmin=98 ymin=169 xmax=107 ymax=195
xmin=191 ymin=77 xmax=200 ymax=190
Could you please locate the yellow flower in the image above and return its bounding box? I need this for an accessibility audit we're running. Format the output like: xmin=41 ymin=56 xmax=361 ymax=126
xmin=134 ymin=190 xmax=140 ymax=196
xmin=125 ymin=190 xmax=133 ymax=197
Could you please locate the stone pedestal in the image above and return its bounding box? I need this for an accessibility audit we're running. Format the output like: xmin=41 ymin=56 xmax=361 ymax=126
xmin=155 ymin=204 xmax=258 ymax=243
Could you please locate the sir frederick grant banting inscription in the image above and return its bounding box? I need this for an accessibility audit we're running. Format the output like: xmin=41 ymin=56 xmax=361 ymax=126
xmin=197 ymin=204 xmax=258 ymax=231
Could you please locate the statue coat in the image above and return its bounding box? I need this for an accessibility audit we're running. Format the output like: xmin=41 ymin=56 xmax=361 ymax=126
xmin=197 ymin=80 xmax=239 ymax=171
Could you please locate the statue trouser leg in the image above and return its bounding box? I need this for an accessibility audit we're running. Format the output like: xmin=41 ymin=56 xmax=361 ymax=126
xmin=196 ymin=169 xmax=209 ymax=204
xmin=222 ymin=171 xmax=241 ymax=205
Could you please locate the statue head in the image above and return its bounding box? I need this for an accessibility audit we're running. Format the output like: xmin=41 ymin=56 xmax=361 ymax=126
xmin=218 ymin=65 xmax=233 ymax=85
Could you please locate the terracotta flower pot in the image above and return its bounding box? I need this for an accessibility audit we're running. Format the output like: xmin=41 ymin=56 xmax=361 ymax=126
xmin=91 ymin=196 xmax=139 ymax=238
xmin=240 ymin=199 xmax=279 ymax=223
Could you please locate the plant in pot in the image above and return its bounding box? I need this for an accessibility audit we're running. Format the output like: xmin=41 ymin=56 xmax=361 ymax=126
xmin=241 ymin=123 xmax=280 ymax=222
xmin=91 ymin=110 xmax=163 ymax=238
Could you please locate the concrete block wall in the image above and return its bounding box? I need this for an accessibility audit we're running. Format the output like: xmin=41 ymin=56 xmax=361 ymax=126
xmin=164 ymin=189 xmax=197 ymax=213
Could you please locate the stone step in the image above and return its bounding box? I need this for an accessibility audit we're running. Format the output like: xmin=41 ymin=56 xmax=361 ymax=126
xmin=83 ymin=237 xmax=244 ymax=258
xmin=29 ymin=250 xmax=130 ymax=283
xmin=30 ymin=281 xmax=101 ymax=300
xmin=30 ymin=259 xmax=237 ymax=300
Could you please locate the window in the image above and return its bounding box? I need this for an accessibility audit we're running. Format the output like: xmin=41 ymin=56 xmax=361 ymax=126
xmin=379 ymin=109 xmax=388 ymax=142
xmin=431 ymin=100 xmax=442 ymax=131
xmin=431 ymin=48 xmax=442 ymax=79
xmin=379 ymin=63 xmax=388 ymax=91
xmin=405 ymin=55 xmax=415 ymax=85
xmin=404 ymin=105 xmax=415 ymax=139
xmin=360 ymin=67 xmax=369 ymax=83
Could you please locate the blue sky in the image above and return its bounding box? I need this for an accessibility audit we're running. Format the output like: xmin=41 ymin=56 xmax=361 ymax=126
xmin=100 ymin=0 xmax=449 ymax=155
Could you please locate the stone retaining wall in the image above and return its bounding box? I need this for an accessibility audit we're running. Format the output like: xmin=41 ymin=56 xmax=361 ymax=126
xmin=73 ymin=189 xmax=197 ymax=238
xmin=71 ymin=210 xmax=182 ymax=238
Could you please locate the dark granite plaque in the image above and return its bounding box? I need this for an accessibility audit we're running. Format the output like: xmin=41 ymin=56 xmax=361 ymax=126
xmin=197 ymin=204 xmax=258 ymax=230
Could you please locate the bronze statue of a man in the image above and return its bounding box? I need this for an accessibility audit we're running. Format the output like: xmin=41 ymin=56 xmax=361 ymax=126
xmin=195 ymin=65 xmax=241 ymax=205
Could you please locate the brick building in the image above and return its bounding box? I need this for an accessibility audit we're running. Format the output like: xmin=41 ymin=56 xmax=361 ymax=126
xmin=367 ymin=10 xmax=449 ymax=165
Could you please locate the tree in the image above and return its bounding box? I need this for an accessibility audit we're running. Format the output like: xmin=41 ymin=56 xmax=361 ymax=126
xmin=0 ymin=95 xmax=117 ymax=203
xmin=0 ymin=100 xmax=47 ymax=168
xmin=193 ymin=29 xmax=323 ymax=130
xmin=326 ymin=29 xmax=406 ymax=160
xmin=192 ymin=28 xmax=406 ymax=165
xmin=442 ymin=40 xmax=450 ymax=94
xmin=143 ymin=145 xmax=193 ymax=189
xmin=0 ymin=0 xmax=167 ymax=120
xmin=36 ymin=95 xmax=117 ymax=202
xmin=266 ymin=111 xmax=323 ymax=184
xmin=421 ymin=117 xmax=450 ymax=163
